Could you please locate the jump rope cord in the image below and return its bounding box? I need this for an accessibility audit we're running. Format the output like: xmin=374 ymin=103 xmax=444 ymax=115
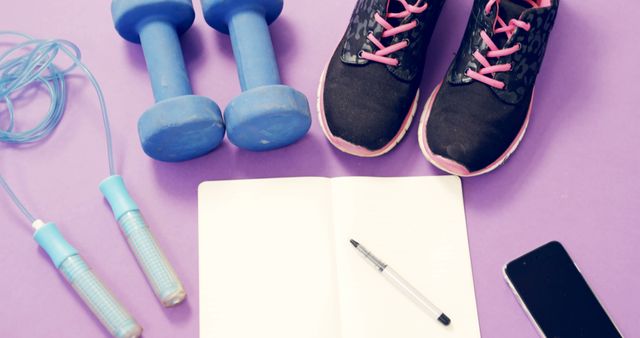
xmin=0 ymin=31 xmax=116 ymax=224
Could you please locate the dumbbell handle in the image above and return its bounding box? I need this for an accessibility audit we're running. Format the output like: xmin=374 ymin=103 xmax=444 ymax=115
xmin=33 ymin=222 xmax=142 ymax=338
xmin=138 ymin=20 xmax=193 ymax=101
xmin=228 ymin=9 xmax=281 ymax=91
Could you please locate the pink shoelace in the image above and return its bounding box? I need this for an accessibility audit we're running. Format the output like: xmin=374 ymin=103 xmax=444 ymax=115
xmin=465 ymin=0 xmax=540 ymax=89
xmin=360 ymin=0 xmax=429 ymax=66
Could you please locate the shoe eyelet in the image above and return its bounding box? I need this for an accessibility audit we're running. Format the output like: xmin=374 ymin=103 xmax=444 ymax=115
xmin=358 ymin=50 xmax=365 ymax=58
xmin=367 ymin=30 xmax=374 ymax=37
xmin=517 ymin=43 xmax=523 ymax=51
xmin=402 ymin=38 xmax=411 ymax=46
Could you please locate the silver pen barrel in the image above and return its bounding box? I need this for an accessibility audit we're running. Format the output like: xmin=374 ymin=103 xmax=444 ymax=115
xmin=382 ymin=266 xmax=444 ymax=321
xmin=350 ymin=239 xmax=451 ymax=326
xmin=352 ymin=240 xmax=388 ymax=271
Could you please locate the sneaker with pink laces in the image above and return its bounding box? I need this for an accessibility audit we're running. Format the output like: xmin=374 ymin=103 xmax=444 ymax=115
xmin=419 ymin=0 xmax=559 ymax=176
xmin=319 ymin=0 xmax=445 ymax=157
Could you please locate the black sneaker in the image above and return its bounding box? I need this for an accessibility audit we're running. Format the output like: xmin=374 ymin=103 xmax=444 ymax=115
xmin=419 ymin=0 xmax=559 ymax=176
xmin=318 ymin=0 xmax=445 ymax=157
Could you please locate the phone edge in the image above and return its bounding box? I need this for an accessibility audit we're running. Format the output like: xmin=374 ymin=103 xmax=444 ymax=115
xmin=503 ymin=247 xmax=626 ymax=338
xmin=502 ymin=263 xmax=549 ymax=338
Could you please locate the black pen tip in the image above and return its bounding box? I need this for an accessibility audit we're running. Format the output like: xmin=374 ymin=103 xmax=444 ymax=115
xmin=350 ymin=239 xmax=359 ymax=248
xmin=438 ymin=313 xmax=451 ymax=326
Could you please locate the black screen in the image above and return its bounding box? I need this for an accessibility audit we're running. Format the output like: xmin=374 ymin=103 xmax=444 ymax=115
xmin=505 ymin=241 xmax=622 ymax=338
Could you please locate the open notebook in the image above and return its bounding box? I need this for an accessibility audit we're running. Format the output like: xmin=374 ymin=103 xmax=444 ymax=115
xmin=199 ymin=176 xmax=480 ymax=338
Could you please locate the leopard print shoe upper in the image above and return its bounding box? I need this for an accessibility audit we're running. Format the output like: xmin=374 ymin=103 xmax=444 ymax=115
xmin=448 ymin=0 xmax=560 ymax=104
xmin=422 ymin=0 xmax=560 ymax=176
xmin=340 ymin=0 xmax=446 ymax=81
xmin=320 ymin=0 xmax=446 ymax=155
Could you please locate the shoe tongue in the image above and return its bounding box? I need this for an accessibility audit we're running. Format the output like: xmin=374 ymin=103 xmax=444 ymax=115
xmin=386 ymin=0 xmax=422 ymax=21
xmin=499 ymin=0 xmax=528 ymax=22
xmin=494 ymin=0 xmax=529 ymax=47
xmin=387 ymin=0 xmax=406 ymax=14
xmin=381 ymin=0 xmax=419 ymax=44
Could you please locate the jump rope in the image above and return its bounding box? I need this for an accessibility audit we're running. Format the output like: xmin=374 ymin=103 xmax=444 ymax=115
xmin=0 ymin=31 xmax=185 ymax=338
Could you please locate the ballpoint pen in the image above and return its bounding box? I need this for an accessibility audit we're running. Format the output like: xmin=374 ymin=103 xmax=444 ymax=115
xmin=350 ymin=239 xmax=451 ymax=326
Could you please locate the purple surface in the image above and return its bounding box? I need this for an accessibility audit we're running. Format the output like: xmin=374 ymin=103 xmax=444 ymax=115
xmin=1 ymin=1 xmax=638 ymax=337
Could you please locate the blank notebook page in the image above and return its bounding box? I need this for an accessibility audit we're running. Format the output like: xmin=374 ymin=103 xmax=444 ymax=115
xmin=199 ymin=178 xmax=341 ymax=338
xmin=331 ymin=176 xmax=480 ymax=338
xmin=199 ymin=176 xmax=480 ymax=338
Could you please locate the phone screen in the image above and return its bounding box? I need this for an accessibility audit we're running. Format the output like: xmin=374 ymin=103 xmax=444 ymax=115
xmin=504 ymin=241 xmax=622 ymax=338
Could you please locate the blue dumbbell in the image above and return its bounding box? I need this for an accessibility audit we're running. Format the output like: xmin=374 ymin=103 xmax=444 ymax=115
xmin=112 ymin=0 xmax=225 ymax=162
xmin=201 ymin=0 xmax=311 ymax=151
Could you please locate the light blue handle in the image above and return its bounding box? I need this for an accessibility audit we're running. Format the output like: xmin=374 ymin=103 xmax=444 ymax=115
xmin=59 ymin=255 xmax=142 ymax=338
xmin=34 ymin=223 xmax=141 ymax=338
xmin=119 ymin=210 xmax=186 ymax=306
xmin=100 ymin=176 xmax=138 ymax=220
xmin=34 ymin=222 xmax=78 ymax=268
xmin=100 ymin=176 xmax=186 ymax=307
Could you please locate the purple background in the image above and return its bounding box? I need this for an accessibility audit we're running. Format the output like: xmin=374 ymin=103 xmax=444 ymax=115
xmin=1 ymin=0 xmax=638 ymax=337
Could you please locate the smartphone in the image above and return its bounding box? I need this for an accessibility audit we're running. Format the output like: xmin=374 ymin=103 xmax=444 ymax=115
xmin=504 ymin=241 xmax=623 ymax=338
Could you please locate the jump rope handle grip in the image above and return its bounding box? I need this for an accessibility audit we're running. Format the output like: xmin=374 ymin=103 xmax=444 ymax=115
xmin=100 ymin=176 xmax=186 ymax=307
xmin=34 ymin=222 xmax=142 ymax=338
